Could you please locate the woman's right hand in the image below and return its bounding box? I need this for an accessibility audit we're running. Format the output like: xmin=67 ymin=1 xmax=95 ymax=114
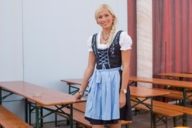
xmin=74 ymin=91 xmax=83 ymax=100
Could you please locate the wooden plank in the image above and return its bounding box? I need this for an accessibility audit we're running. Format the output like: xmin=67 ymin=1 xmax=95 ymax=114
xmin=0 ymin=106 xmax=31 ymax=128
xmin=129 ymin=76 xmax=192 ymax=89
xmin=0 ymin=81 xmax=85 ymax=106
xmin=157 ymin=89 xmax=192 ymax=101
xmin=159 ymin=73 xmax=192 ymax=79
xmin=153 ymin=100 xmax=192 ymax=115
xmin=131 ymin=101 xmax=183 ymax=117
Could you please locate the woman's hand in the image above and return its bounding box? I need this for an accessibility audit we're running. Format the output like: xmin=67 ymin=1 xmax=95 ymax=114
xmin=119 ymin=92 xmax=126 ymax=108
xmin=74 ymin=91 xmax=83 ymax=100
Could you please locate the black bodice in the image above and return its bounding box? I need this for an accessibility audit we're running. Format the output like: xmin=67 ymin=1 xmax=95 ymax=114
xmin=91 ymin=31 xmax=122 ymax=69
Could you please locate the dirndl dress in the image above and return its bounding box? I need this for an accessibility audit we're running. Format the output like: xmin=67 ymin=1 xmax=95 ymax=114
xmin=84 ymin=31 xmax=132 ymax=124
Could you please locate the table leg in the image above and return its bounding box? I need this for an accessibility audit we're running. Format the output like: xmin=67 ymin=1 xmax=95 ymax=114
xmin=29 ymin=102 xmax=32 ymax=124
xmin=25 ymin=99 xmax=28 ymax=122
xmin=131 ymin=97 xmax=154 ymax=128
xmin=35 ymin=106 xmax=40 ymax=128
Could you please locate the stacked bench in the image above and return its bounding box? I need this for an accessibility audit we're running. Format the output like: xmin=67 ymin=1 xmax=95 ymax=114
xmin=0 ymin=105 xmax=31 ymax=128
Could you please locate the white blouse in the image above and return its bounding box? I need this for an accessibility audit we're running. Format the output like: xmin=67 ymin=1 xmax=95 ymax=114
xmin=87 ymin=30 xmax=132 ymax=51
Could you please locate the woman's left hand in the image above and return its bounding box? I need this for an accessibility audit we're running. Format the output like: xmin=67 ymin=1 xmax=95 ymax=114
xmin=119 ymin=92 xmax=126 ymax=108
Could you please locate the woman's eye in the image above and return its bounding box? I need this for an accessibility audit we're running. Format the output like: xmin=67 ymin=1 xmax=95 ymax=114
xmin=104 ymin=14 xmax=109 ymax=17
xmin=98 ymin=16 xmax=103 ymax=19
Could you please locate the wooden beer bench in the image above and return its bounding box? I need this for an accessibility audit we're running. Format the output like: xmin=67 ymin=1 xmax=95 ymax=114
xmin=157 ymin=89 xmax=192 ymax=104
xmin=132 ymin=99 xmax=192 ymax=127
xmin=45 ymin=102 xmax=132 ymax=128
xmin=0 ymin=105 xmax=31 ymax=128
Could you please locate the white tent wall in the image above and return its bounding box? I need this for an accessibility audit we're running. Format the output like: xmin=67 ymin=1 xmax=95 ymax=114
xmin=22 ymin=0 xmax=127 ymax=89
xmin=0 ymin=0 xmax=25 ymax=119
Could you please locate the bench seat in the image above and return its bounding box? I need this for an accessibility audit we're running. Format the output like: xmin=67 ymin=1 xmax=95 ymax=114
xmin=157 ymin=89 xmax=192 ymax=101
xmin=131 ymin=100 xmax=183 ymax=117
xmin=0 ymin=106 xmax=31 ymax=128
xmin=153 ymin=100 xmax=192 ymax=115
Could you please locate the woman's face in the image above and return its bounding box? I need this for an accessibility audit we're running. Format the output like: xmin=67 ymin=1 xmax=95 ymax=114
xmin=96 ymin=8 xmax=114 ymax=30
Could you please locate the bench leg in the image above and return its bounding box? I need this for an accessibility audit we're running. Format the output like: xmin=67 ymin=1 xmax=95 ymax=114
xmin=40 ymin=108 xmax=43 ymax=127
xmin=152 ymin=114 xmax=156 ymax=128
xmin=182 ymin=114 xmax=188 ymax=126
xmin=66 ymin=119 xmax=70 ymax=125
xmin=165 ymin=117 xmax=168 ymax=128
xmin=173 ymin=117 xmax=177 ymax=127
xmin=124 ymin=125 xmax=131 ymax=128
xmin=54 ymin=113 xmax=58 ymax=126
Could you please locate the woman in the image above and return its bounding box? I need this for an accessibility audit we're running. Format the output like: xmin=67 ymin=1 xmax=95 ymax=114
xmin=75 ymin=4 xmax=132 ymax=128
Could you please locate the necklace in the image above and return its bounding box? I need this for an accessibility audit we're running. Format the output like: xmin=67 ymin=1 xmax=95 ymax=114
xmin=101 ymin=31 xmax=110 ymax=44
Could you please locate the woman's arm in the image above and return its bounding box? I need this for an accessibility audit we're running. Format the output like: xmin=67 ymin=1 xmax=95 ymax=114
xmin=119 ymin=50 xmax=131 ymax=107
xmin=75 ymin=52 xmax=96 ymax=99
xmin=121 ymin=50 xmax=131 ymax=91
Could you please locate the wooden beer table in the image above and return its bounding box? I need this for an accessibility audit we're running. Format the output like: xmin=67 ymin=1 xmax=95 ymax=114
xmin=0 ymin=81 xmax=84 ymax=128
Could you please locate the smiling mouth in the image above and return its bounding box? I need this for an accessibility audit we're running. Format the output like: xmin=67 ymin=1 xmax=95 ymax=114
xmin=102 ymin=23 xmax=108 ymax=26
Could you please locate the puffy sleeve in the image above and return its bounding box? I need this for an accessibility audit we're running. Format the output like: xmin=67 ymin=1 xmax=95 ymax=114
xmin=87 ymin=35 xmax=93 ymax=52
xmin=119 ymin=31 xmax=132 ymax=50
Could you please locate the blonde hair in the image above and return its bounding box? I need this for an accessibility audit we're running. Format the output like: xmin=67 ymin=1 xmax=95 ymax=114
xmin=95 ymin=4 xmax=117 ymax=44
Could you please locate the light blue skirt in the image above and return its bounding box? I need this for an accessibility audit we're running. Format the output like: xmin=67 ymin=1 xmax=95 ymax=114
xmin=85 ymin=67 xmax=121 ymax=121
